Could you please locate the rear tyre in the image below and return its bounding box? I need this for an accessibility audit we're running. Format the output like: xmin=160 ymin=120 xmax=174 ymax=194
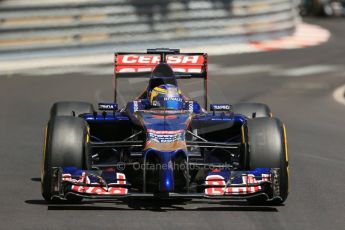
xmin=232 ymin=103 xmax=271 ymax=118
xmin=244 ymin=118 xmax=289 ymax=205
xmin=50 ymin=101 xmax=94 ymax=117
xmin=41 ymin=116 xmax=91 ymax=203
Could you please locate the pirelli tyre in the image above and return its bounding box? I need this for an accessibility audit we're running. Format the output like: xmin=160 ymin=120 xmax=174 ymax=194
xmin=232 ymin=103 xmax=272 ymax=118
xmin=41 ymin=116 xmax=91 ymax=203
xmin=243 ymin=117 xmax=289 ymax=205
xmin=50 ymin=101 xmax=94 ymax=117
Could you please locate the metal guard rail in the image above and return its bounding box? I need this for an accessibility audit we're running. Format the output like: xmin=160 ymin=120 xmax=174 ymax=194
xmin=0 ymin=0 xmax=300 ymax=53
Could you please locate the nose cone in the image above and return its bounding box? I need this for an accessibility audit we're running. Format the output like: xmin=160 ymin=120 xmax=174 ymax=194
xmin=145 ymin=150 xmax=175 ymax=193
xmin=160 ymin=163 xmax=174 ymax=192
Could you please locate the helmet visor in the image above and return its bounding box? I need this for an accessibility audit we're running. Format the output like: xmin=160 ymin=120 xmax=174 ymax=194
xmin=165 ymin=99 xmax=183 ymax=110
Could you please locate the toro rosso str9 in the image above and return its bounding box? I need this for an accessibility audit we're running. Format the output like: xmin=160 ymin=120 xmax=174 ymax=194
xmin=41 ymin=48 xmax=289 ymax=205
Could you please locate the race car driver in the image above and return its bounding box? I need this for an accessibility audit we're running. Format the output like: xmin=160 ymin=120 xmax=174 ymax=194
xmin=124 ymin=84 xmax=202 ymax=126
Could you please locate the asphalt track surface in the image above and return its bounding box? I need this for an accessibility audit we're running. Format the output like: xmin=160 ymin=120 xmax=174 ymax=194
xmin=1 ymin=18 xmax=345 ymax=230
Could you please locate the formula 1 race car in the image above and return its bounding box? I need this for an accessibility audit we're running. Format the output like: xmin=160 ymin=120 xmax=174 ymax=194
xmin=300 ymin=0 xmax=345 ymax=16
xmin=41 ymin=48 xmax=289 ymax=205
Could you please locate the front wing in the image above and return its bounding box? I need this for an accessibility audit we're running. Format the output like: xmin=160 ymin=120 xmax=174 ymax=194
xmin=49 ymin=167 xmax=283 ymax=202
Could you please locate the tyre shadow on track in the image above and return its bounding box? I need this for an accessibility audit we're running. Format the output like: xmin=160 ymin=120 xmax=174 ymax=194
xmin=25 ymin=199 xmax=278 ymax=212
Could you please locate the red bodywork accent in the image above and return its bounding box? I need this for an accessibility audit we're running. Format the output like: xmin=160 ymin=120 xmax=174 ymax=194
xmin=63 ymin=172 xmax=128 ymax=195
xmin=115 ymin=54 xmax=205 ymax=73
xmin=151 ymin=115 xmax=177 ymax=120
xmin=205 ymin=174 xmax=271 ymax=196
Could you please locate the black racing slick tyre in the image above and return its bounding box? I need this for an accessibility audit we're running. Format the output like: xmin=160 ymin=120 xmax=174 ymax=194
xmin=244 ymin=118 xmax=289 ymax=205
xmin=50 ymin=101 xmax=94 ymax=117
xmin=232 ymin=103 xmax=272 ymax=118
xmin=41 ymin=116 xmax=91 ymax=203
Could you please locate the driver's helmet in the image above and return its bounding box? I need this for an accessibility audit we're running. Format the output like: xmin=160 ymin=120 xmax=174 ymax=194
xmin=150 ymin=84 xmax=183 ymax=110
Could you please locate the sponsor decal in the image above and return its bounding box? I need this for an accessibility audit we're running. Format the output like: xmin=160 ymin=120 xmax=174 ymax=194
xmin=210 ymin=104 xmax=231 ymax=111
xmin=148 ymin=133 xmax=182 ymax=143
xmin=188 ymin=101 xmax=194 ymax=113
xmin=164 ymin=97 xmax=182 ymax=102
xmin=147 ymin=129 xmax=185 ymax=143
xmin=118 ymin=55 xmax=204 ymax=65
xmin=205 ymin=175 xmax=226 ymax=196
xmin=133 ymin=100 xmax=139 ymax=112
xmin=66 ymin=172 xmax=128 ymax=195
xmin=205 ymin=174 xmax=270 ymax=196
xmin=116 ymin=66 xmax=202 ymax=73
xmin=147 ymin=129 xmax=184 ymax=135
xmin=152 ymin=101 xmax=160 ymax=107
xmin=98 ymin=103 xmax=118 ymax=110
xmin=115 ymin=54 xmax=205 ymax=73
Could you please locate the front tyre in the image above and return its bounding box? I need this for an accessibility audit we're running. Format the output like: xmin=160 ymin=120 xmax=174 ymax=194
xmin=244 ymin=117 xmax=289 ymax=205
xmin=50 ymin=101 xmax=94 ymax=117
xmin=41 ymin=116 xmax=91 ymax=203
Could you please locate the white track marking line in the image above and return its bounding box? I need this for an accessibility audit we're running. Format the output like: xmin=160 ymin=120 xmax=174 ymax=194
xmin=0 ymin=54 xmax=113 ymax=75
xmin=208 ymin=64 xmax=221 ymax=71
xmin=333 ymin=84 xmax=345 ymax=106
xmin=250 ymin=23 xmax=331 ymax=51
xmin=212 ymin=65 xmax=278 ymax=76
xmin=299 ymin=152 xmax=345 ymax=165
xmin=285 ymin=82 xmax=330 ymax=90
xmin=275 ymin=65 xmax=338 ymax=77
xmin=184 ymin=44 xmax=259 ymax=56
xmin=2 ymin=65 xmax=111 ymax=77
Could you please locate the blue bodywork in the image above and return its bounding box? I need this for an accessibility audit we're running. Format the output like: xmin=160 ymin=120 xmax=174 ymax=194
xmin=80 ymin=109 xmax=249 ymax=193
xmin=83 ymin=112 xmax=246 ymax=123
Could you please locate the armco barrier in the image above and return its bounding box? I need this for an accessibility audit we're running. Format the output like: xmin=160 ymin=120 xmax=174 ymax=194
xmin=0 ymin=0 xmax=300 ymax=53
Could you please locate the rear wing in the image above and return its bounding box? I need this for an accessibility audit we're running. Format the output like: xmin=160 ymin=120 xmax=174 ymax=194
xmin=114 ymin=48 xmax=208 ymax=108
